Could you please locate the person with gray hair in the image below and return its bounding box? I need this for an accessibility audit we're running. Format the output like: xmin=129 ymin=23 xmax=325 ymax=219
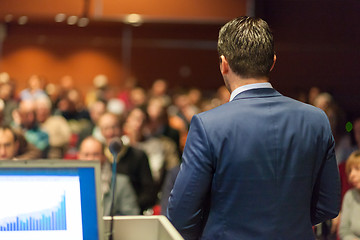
xmin=78 ymin=136 xmax=140 ymax=215
xmin=35 ymin=96 xmax=72 ymax=158
xmin=12 ymin=98 xmax=49 ymax=158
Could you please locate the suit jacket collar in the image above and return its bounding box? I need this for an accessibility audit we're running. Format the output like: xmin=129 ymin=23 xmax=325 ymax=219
xmin=232 ymin=88 xmax=282 ymax=101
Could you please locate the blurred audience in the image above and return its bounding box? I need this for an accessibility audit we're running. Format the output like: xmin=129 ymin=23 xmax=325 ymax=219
xmin=146 ymin=97 xmax=180 ymax=153
xmin=308 ymin=86 xmax=321 ymax=106
xmin=78 ymin=136 xmax=140 ymax=216
xmin=337 ymin=118 xmax=360 ymax=165
xmin=19 ymin=75 xmax=47 ymax=101
xmin=149 ymin=79 xmax=171 ymax=107
xmin=36 ymin=96 xmax=71 ymax=158
xmin=56 ymin=88 xmax=90 ymax=122
xmin=77 ymin=99 xmax=107 ymax=146
xmin=129 ymin=87 xmax=147 ymax=109
xmin=12 ymin=99 xmax=49 ymax=157
xmin=0 ymin=73 xmax=17 ymax=126
xmin=123 ymin=107 xmax=180 ymax=198
xmin=216 ymin=85 xmax=231 ymax=105
xmin=187 ymin=88 xmax=202 ymax=113
xmin=339 ymin=150 xmax=360 ymax=240
xmin=0 ymin=125 xmax=41 ymax=160
xmin=1 ymin=72 xmax=355 ymax=227
xmin=85 ymin=74 xmax=109 ymax=107
xmin=313 ymin=92 xmax=341 ymax=139
xmin=117 ymin=76 xmax=138 ymax=111
xmin=0 ymin=126 xmax=19 ymax=160
xmin=97 ymin=111 xmax=156 ymax=213
xmin=168 ymin=90 xmax=198 ymax=151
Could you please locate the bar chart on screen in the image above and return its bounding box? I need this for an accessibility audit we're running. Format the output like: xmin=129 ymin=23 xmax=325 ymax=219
xmin=0 ymin=193 xmax=67 ymax=231
xmin=0 ymin=175 xmax=83 ymax=240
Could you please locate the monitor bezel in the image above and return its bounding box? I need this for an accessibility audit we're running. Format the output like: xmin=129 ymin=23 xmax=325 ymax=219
xmin=0 ymin=159 xmax=105 ymax=240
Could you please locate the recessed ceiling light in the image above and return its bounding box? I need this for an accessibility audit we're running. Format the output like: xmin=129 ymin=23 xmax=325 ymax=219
xmin=77 ymin=17 xmax=89 ymax=27
xmin=124 ymin=14 xmax=143 ymax=27
xmin=67 ymin=16 xmax=78 ymax=25
xmin=18 ymin=16 xmax=28 ymax=25
xmin=4 ymin=14 xmax=13 ymax=23
xmin=55 ymin=13 xmax=67 ymax=23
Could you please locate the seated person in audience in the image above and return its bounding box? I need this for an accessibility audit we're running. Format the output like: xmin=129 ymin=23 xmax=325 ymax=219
xmin=123 ymin=107 xmax=180 ymax=197
xmin=77 ymin=100 xmax=107 ymax=147
xmin=55 ymin=88 xmax=91 ymax=122
xmin=78 ymin=136 xmax=139 ymax=215
xmin=19 ymin=74 xmax=47 ymax=101
xmin=97 ymin=112 xmax=156 ymax=213
xmin=0 ymin=126 xmax=19 ymax=160
xmin=313 ymin=92 xmax=343 ymax=143
xmin=129 ymin=87 xmax=147 ymax=109
xmin=85 ymin=74 xmax=109 ymax=108
xmin=35 ymin=96 xmax=72 ymax=158
xmin=339 ymin=150 xmax=360 ymax=240
xmin=0 ymin=126 xmax=41 ymax=160
xmin=336 ymin=118 xmax=360 ymax=212
xmin=12 ymin=99 xmax=49 ymax=157
xmin=0 ymin=75 xmax=17 ymax=126
xmin=146 ymin=97 xmax=180 ymax=153
xmin=148 ymin=79 xmax=171 ymax=107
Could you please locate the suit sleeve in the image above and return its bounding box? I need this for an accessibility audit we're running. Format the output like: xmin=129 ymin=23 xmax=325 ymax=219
xmin=167 ymin=114 xmax=214 ymax=240
xmin=310 ymin=123 xmax=341 ymax=225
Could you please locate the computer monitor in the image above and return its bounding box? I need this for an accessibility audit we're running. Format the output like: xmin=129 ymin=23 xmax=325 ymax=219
xmin=0 ymin=159 xmax=104 ymax=240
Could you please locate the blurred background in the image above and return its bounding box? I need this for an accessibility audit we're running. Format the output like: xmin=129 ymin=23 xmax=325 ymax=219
xmin=0 ymin=0 xmax=359 ymax=119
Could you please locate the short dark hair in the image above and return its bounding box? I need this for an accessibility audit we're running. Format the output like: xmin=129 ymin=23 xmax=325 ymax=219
xmin=217 ymin=16 xmax=275 ymax=78
xmin=0 ymin=125 xmax=18 ymax=142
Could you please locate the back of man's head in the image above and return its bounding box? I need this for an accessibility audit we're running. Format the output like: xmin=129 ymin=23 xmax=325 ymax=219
xmin=217 ymin=16 xmax=275 ymax=78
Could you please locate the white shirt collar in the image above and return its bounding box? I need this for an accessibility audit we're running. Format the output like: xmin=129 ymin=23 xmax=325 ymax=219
xmin=229 ymin=82 xmax=273 ymax=102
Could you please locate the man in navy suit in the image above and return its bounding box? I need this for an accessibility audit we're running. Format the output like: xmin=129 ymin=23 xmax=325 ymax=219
xmin=167 ymin=16 xmax=341 ymax=240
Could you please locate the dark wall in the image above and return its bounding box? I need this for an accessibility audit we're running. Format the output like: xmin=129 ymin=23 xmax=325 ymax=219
xmin=256 ymin=0 xmax=360 ymax=119
xmin=130 ymin=22 xmax=223 ymax=90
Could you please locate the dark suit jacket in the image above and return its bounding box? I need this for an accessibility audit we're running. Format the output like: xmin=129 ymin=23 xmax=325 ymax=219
xmin=167 ymin=88 xmax=341 ymax=240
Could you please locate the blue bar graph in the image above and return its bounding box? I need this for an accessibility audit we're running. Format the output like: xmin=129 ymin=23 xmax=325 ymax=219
xmin=0 ymin=194 xmax=67 ymax=231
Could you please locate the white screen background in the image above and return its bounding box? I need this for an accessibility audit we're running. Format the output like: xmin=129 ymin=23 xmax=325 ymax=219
xmin=0 ymin=175 xmax=83 ymax=240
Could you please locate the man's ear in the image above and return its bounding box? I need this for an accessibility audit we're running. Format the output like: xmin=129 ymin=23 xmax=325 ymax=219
xmin=219 ymin=55 xmax=229 ymax=75
xmin=270 ymin=54 xmax=276 ymax=72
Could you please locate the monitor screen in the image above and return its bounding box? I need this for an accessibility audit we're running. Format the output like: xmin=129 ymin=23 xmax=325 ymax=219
xmin=0 ymin=160 xmax=104 ymax=240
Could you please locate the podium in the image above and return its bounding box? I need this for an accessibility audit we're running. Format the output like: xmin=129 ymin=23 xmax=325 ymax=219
xmin=103 ymin=215 xmax=184 ymax=240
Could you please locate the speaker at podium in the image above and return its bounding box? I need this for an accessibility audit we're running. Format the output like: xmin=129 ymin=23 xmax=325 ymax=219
xmin=103 ymin=215 xmax=184 ymax=240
